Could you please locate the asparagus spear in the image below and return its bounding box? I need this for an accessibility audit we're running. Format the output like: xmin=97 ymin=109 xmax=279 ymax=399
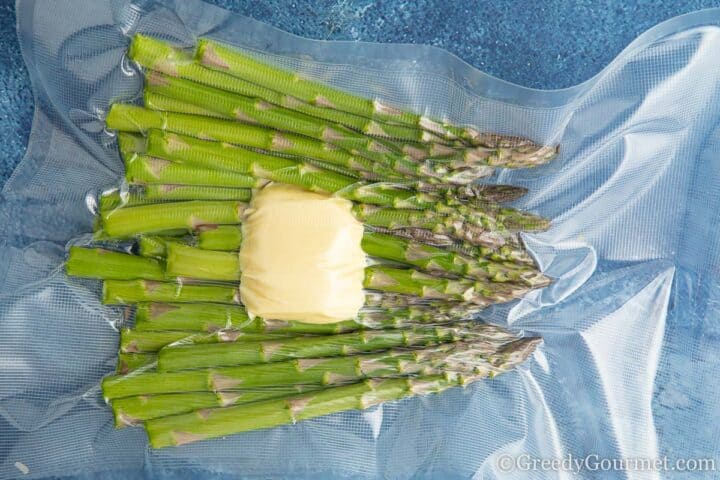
xmin=369 ymin=225 xmax=534 ymax=265
xmin=66 ymin=247 xmax=165 ymax=281
xmin=196 ymin=225 xmax=242 ymax=250
xmin=145 ymin=71 xmax=419 ymax=167
xmin=157 ymin=323 xmax=489 ymax=371
xmin=352 ymin=204 xmax=509 ymax=250
xmin=85 ymin=243 xmax=531 ymax=307
xmin=134 ymin=301 xmax=479 ymax=334
xmin=144 ymin=184 xmax=253 ymax=202
xmin=364 ymin=265 xmax=530 ymax=305
xmin=166 ymin=243 xmax=240 ymax=281
xmin=194 ymin=37 xmax=561 ymax=157
xmin=118 ymin=131 xmax=147 ymax=156
xmin=195 ymin=38 xmax=456 ymax=137
xmin=144 ymin=86 xmax=459 ymax=165
xmin=462 ymin=137 xmax=560 ymax=167
xmin=112 ymin=387 xmax=319 ymax=426
xmin=105 ymin=334 xmax=522 ymax=400
xmin=120 ymin=328 xmax=289 ymax=354
xmin=134 ymin=302 xmax=253 ymax=332
xmin=157 ymin=244 xmax=536 ymax=304
xmin=145 ymin=337 xmax=540 ymax=447
xmin=144 ymin=91 xmax=225 ymax=118
xmin=131 ymin=34 xmax=449 ymax=145
xmin=132 ymin=35 xmax=559 ymax=162
xmin=103 ymin=280 xmax=239 ymax=305
xmin=141 ymin=79 xmax=537 ymax=174
xmin=413 ymin=182 xmax=528 ymax=204
xmin=143 ymin=130 xmax=364 ymax=193
xmin=106 ymin=336 xmax=504 ymax=399
xmin=125 ymin=152 xmax=266 ymax=189
xmin=101 ymin=200 xmax=247 ymax=238
xmin=107 ymin=105 xmax=402 ymax=181
xmin=125 ymin=128 xmax=544 ymax=232
xmin=145 ymin=87 xmax=456 ymax=166
xmin=361 ymin=232 xmax=549 ymax=286
xmin=190 ymin=216 xmax=536 ymax=269
xmin=157 ymin=227 xmax=546 ymax=287
xmin=112 ymin=104 xmax=489 ymax=185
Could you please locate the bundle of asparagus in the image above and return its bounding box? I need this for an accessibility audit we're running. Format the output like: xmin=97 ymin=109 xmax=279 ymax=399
xmin=66 ymin=34 xmax=556 ymax=448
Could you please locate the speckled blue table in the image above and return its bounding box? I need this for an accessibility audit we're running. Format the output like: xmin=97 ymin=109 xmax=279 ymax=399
xmin=1 ymin=1 xmax=718 ymax=479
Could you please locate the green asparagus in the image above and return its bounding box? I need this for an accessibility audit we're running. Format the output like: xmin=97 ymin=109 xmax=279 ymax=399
xmin=145 ymin=336 xmax=540 ymax=447
xmin=156 ymin=322 xmax=509 ymax=371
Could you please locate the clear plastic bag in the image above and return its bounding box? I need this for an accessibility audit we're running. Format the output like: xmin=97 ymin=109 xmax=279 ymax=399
xmin=2 ymin=1 xmax=720 ymax=477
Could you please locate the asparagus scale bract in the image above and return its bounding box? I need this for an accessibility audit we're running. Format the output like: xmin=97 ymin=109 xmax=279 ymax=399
xmin=62 ymin=32 xmax=557 ymax=448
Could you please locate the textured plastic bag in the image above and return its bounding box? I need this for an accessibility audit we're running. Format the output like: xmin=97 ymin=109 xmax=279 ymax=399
xmin=2 ymin=1 xmax=720 ymax=478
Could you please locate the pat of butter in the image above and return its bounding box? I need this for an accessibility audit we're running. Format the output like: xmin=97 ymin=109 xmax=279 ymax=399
xmin=239 ymin=184 xmax=366 ymax=323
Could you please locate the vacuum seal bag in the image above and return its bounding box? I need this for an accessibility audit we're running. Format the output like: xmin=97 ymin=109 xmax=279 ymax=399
xmin=1 ymin=1 xmax=720 ymax=478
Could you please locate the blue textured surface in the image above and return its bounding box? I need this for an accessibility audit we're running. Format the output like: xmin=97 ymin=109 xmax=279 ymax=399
xmin=1 ymin=1 xmax=718 ymax=479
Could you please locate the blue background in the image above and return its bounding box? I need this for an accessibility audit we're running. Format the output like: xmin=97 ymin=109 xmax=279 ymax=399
xmin=0 ymin=0 xmax=718 ymax=479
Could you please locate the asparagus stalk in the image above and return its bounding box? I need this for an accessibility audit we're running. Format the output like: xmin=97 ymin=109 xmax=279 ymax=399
xmin=413 ymin=182 xmax=528 ymax=204
xmin=107 ymin=105 xmax=402 ymax=181
xmin=144 ymin=91 xmax=224 ymax=118
xmin=80 ymin=241 xmax=531 ymax=306
xmin=158 ymin=243 xmax=531 ymax=304
xmin=120 ymin=328 xmax=289 ymax=353
xmin=196 ymin=225 xmax=242 ymax=250
xmin=105 ymin=333 xmax=523 ymax=399
xmin=352 ymin=204 xmax=507 ymax=250
xmin=368 ymin=225 xmax=534 ymax=265
xmin=66 ymin=247 xmax=165 ymax=281
xmin=157 ymin=227 xmax=546 ymax=287
xmin=364 ymin=265 xmax=531 ymax=305
xmin=134 ymin=302 xmax=253 ymax=332
xmin=144 ymin=81 xmax=528 ymax=173
xmin=361 ymin=232 xmax=549 ymax=286
xmin=144 ymin=87 xmax=456 ymax=165
xmin=112 ymin=387 xmax=319 ymax=426
xmin=190 ymin=216 xmax=536 ymax=269
xmin=145 ymin=337 xmax=540 ymax=447
xmin=125 ymin=152 xmax=266 ymax=189
xmin=103 ymin=369 xmax=209 ymax=399
xmin=195 ymin=39 xmax=455 ymax=137
xmin=132 ymin=35 xmax=559 ymax=162
xmin=462 ymin=138 xmax=560 ymax=167
xmin=100 ymin=184 xmax=249 ymax=219
xmin=166 ymin=242 xmax=240 ymax=281
xmin=103 ymin=280 xmax=239 ymax=305
xmin=113 ymin=154 xmax=532 ymax=244
xmin=134 ymin=302 xmax=479 ymax=334
xmin=157 ymin=322 xmax=490 ymax=371
xmin=143 ymin=130 xmax=361 ymax=193
xmin=136 ymin=127 xmax=485 ymax=211
xmin=112 ymin=103 xmax=486 ymax=185
xmin=145 ymin=71 xmax=418 ymax=167
xmin=194 ymin=37 xmax=560 ymax=155
xmin=131 ymin=35 xmax=450 ymax=145
xmin=144 ymin=184 xmax=253 ymax=202
xmin=101 ymin=200 xmax=247 ymax=238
